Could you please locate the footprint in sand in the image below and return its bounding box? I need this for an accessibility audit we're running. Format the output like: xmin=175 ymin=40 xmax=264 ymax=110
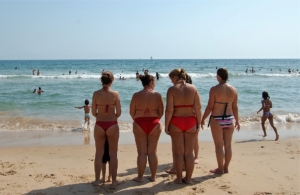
xmin=219 ymin=185 xmax=230 ymax=190
xmin=0 ymin=170 xmax=17 ymax=176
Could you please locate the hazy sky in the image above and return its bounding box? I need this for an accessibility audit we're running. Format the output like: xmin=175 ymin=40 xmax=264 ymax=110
xmin=0 ymin=0 xmax=299 ymax=60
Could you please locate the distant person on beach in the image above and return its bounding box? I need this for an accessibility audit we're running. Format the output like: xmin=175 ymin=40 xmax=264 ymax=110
xmin=37 ymin=70 xmax=40 ymax=76
xmin=101 ymin=138 xmax=111 ymax=183
xmin=136 ymin=71 xmax=139 ymax=79
xmin=75 ymin=99 xmax=92 ymax=128
xmin=201 ymin=68 xmax=240 ymax=174
xmin=32 ymin=88 xmax=37 ymax=93
xmin=32 ymin=69 xmax=35 ymax=75
xmin=165 ymin=68 xmax=202 ymax=184
xmin=144 ymin=69 xmax=149 ymax=75
xmin=69 ymin=70 xmax=71 ymax=75
xmin=288 ymin=69 xmax=291 ymax=73
xmin=130 ymin=74 xmax=164 ymax=182
xmin=245 ymin=68 xmax=248 ymax=73
xmin=37 ymin=87 xmax=43 ymax=94
xmin=257 ymin=91 xmax=279 ymax=141
xmin=75 ymin=71 xmax=77 ymax=74
xmin=92 ymin=71 xmax=122 ymax=186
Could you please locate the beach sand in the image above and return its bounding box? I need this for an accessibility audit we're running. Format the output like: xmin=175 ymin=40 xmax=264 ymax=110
xmin=0 ymin=133 xmax=299 ymax=195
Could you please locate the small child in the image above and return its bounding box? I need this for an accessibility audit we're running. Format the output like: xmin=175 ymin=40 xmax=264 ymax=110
xmin=101 ymin=138 xmax=111 ymax=183
xmin=75 ymin=99 xmax=92 ymax=128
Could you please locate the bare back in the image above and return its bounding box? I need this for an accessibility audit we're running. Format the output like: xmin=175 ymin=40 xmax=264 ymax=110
xmin=130 ymin=90 xmax=164 ymax=119
xmin=210 ymin=83 xmax=237 ymax=116
xmin=167 ymin=83 xmax=200 ymax=117
xmin=83 ymin=105 xmax=91 ymax=114
xmin=92 ymin=88 xmax=121 ymax=121
xmin=262 ymin=99 xmax=272 ymax=112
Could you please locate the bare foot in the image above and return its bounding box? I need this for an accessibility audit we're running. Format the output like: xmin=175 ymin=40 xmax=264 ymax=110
xmin=111 ymin=180 xmax=124 ymax=186
xmin=182 ymin=177 xmax=191 ymax=184
xmin=224 ymin=168 xmax=229 ymax=173
xmin=263 ymin=134 xmax=267 ymax=137
xmin=173 ymin=178 xmax=183 ymax=184
xmin=165 ymin=169 xmax=176 ymax=174
xmin=146 ymin=176 xmax=156 ymax=182
xmin=92 ymin=180 xmax=101 ymax=186
xmin=194 ymin=159 xmax=199 ymax=164
xmin=132 ymin=177 xmax=143 ymax=183
xmin=275 ymin=134 xmax=279 ymax=141
xmin=210 ymin=168 xmax=224 ymax=174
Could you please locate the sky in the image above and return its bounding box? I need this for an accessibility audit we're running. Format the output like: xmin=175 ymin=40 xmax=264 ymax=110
xmin=0 ymin=0 xmax=299 ymax=60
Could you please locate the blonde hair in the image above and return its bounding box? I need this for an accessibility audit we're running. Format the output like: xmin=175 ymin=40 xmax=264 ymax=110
xmin=169 ymin=68 xmax=186 ymax=81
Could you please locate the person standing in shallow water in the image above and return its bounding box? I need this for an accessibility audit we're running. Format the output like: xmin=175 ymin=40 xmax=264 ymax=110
xmin=201 ymin=68 xmax=240 ymax=174
xmin=257 ymin=91 xmax=279 ymax=141
xmin=92 ymin=71 xmax=123 ymax=186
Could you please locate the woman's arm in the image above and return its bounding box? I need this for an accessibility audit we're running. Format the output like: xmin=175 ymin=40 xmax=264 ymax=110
xmin=165 ymin=88 xmax=174 ymax=135
xmin=194 ymin=89 xmax=202 ymax=130
xmin=92 ymin=92 xmax=97 ymax=118
xmin=200 ymin=88 xmax=214 ymax=129
xmin=75 ymin=106 xmax=83 ymax=109
xmin=158 ymin=94 xmax=164 ymax=119
xmin=115 ymin=92 xmax=122 ymax=118
xmin=129 ymin=94 xmax=136 ymax=120
xmin=257 ymin=101 xmax=264 ymax=114
xmin=232 ymin=91 xmax=240 ymax=131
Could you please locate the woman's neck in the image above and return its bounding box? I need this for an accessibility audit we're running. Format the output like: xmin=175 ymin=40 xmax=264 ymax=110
xmin=143 ymin=86 xmax=153 ymax=93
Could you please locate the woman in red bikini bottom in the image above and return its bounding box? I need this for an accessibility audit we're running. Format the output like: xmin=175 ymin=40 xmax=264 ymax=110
xmin=201 ymin=68 xmax=240 ymax=174
xmin=130 ymin=74 xmax=164 ymax=182
xmin=165 ymin=68 xmax=202 ymax=184
xmin=91 ymin=71 xmax=122 ymax=186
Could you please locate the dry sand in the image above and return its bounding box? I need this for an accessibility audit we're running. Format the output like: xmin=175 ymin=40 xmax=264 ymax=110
xmin=0 ymin=136 xmax=299 ymax=195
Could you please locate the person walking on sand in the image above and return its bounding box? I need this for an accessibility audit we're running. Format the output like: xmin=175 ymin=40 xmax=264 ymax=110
xmin=75 ymin=99 xmax=92 ymax=128
xmin=130 ymin=74 xmax=164 ymax=182
xmin=201 ymin=68 xmax=240 ymax=174
xmin=257 ymin=91 xmax=279 ymax=141
xmin=165 ymin=68 xmax=202 ymax=184
xmin=92 ymin=71 xmax=122 ymax=186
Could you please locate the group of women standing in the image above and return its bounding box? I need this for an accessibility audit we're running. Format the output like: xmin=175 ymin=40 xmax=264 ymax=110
xmin=91 ymin=68 xmax=240 ymax=186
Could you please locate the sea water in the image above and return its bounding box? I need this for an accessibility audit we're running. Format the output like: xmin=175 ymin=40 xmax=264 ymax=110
xmin=0 ymin=59 xmax=299 ymax=133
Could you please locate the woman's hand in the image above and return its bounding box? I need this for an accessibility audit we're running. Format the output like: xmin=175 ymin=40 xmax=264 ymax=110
xmin=165 ymin=128 xmax=170 ymax=135
xmin=200 ymin=120 xmax=205 ymax=130
xmin=235 ymin=122 xmax=240 ymax=131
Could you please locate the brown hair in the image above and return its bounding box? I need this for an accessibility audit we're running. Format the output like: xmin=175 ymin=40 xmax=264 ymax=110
xmin=101 ymin=71 xmax=114 ymax=85
xmin=168 ymin=68 xmax=186 ymax=81
xmin=139 ymin=74 xmax=155 ymax=86
xmin=217 ymin=68 xmax=228 ymax=81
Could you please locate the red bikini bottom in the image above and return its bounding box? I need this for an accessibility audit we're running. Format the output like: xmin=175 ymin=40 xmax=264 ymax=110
xmin=170 ymin=116 xmax=197 ymax=132
xmin=134 ymin=117 xmax=160 ymax=135
xmin=96 ymin=121 xmax=118 ymax=131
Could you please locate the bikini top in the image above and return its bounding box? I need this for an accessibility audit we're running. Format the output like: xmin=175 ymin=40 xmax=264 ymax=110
xmin=96 ymin=87 xmax=115 ymax=113
xmin=214 ymin=102 xmax=230 ymax=120
xmin=174 ymin=105 xmax=193 ymax=108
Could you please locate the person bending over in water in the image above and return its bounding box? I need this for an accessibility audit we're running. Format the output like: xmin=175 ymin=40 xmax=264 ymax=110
xmin=75 ymin=99 xmax=92 ymax=128
xmin=130 ymin=74 xmax=164 ymax=182
xmin=257 ymin=91 xmax=279 ymax=141
xmin=201 ymin=68 xmax=240 ymax=174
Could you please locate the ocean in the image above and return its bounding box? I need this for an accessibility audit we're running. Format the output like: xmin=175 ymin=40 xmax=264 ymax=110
xmin=0 ymin=59 xmax=299 ymax=133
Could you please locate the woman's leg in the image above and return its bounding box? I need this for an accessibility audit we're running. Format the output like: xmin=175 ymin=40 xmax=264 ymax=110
xmin=261 ymin=115 xmax=268 ymax=137
xmin=169 ymin=124 xmax=184 ymax=184
xmin=268 ymin=115 xmax=279 ymax=140
xmin=93 ymin=126 xmax=106 ymax=185
xmin=210 ymin=117 xmax=225 ymax=174
xmin=183 ymin=127 xmax=197 ymax=183
xmin=147 ymin=123 xmax=162 ymax=181
xmin=132 ymin=122 xmax=148 ymax=182
xmin=194 ymin=135 xmax=199 ymax=164
xmin=101 ymin=162 xmax=106 ymax=182
xmin=106 ymin=124 xmax=122 ymax=186
xmin=222 ymin=125 xmax=234 ymax=173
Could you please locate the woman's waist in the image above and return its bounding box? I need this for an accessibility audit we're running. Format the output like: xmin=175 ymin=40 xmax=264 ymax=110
xmin=134 ymin=113 xmax=160 ymax=119
xmin=96 ymin=115 xmax=118 ymax=122
xmin=172 ymin=110 xmax=195 ymax=117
